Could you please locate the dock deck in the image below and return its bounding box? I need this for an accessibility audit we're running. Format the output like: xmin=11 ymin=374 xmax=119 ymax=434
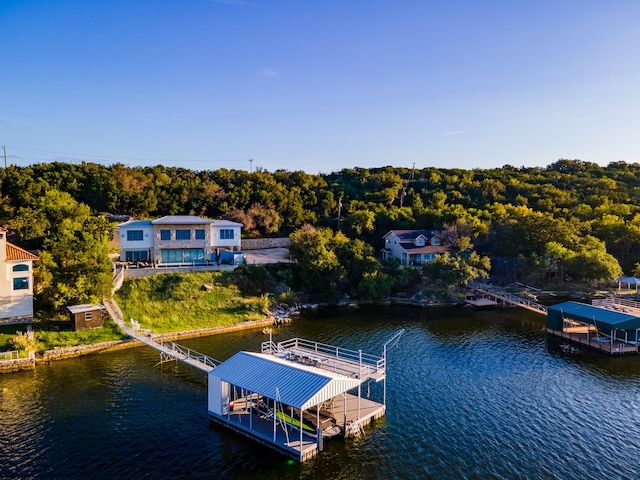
xmin=210 ymin=393 xmax=385 ymax=461
xmin=547 ymin=328 xmax=639 ymax=355
xmin=262 ymin=337 xmax=386 ymax=382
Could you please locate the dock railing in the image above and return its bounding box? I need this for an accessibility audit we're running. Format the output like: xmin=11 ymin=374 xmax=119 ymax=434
xmin=592 ymin=297 xmax=640 ymax=315
xmin=471 ymin=284 xmax=548 ymax=315
xmin=158 ymin=341 xmax=221 ymax=369
xmin=262 ymin=337 xmax=383 ymax=378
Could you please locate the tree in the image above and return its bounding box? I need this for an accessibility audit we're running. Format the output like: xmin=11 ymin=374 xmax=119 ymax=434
xmin=423 ymin=252 xmax=490 ymax=287
xmin=289 ymin=225 xmax=346 ymax=300
xmin=566 ymin=236 xmax=623 ymax=284
xmin=23 ymin=190 xmax=114 ymax=317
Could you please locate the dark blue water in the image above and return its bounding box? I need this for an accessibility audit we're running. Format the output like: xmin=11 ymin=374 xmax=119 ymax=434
xmin=2 ymin=306 xmax=640 ymax=479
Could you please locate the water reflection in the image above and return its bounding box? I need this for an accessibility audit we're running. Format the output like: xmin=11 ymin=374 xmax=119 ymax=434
xmin=2 ymin=306 xmax=640 ymax=479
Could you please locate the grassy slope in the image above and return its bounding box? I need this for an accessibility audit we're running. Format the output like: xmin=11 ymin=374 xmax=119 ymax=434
xmin=1 ymin=271 xmax=266 ymax=354
xmin=114 ymin=271 xmax=267 ymax=333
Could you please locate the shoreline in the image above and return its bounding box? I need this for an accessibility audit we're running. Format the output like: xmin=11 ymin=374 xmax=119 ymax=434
xmin=0 ymin=317 xmax=276 ymax=374
xmin=1 ymin=289 xmax=578 ymax=374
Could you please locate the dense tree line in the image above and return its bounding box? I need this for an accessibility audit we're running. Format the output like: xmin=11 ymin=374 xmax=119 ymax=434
xmin=2 ymin=159 xmax=638 ymax=311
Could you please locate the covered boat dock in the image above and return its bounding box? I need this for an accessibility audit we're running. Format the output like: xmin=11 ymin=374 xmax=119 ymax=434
xmin=546 ymin=301 xmax=640 ymax=354
xmin=207 ymin=333 xmax=402 ymax=461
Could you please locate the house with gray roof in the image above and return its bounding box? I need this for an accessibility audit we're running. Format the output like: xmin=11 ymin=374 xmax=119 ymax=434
xmin=382 ymin=229 xmax=449 ymax=266
xmin=117 ymin=215 xmax=242 ymax=265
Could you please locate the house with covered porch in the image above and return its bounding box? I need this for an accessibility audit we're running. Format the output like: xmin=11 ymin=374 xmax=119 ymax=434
xmin=381 ymin=229 xmax=449 ymax=266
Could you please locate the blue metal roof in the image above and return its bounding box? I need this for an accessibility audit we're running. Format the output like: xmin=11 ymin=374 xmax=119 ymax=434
xmin=547 ymin=301 xmax=640 ymax=330
xmin=209 ymin=352 xmax=361 ymax=410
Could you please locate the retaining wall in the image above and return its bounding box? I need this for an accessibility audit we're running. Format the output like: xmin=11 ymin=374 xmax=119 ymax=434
xmin=0 ymin=356 xmax=35 ymax=373
xmin=37 ymin=339 xmax=137 ymax=363
xmin=241 ymin=238 xmax=290 ymax=250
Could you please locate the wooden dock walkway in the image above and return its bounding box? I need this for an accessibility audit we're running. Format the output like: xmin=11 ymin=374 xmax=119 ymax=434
xmin=470 ymin=285 xmax=548 ymax=315
xmin=103 ymin=298 xmax=219 ymax=372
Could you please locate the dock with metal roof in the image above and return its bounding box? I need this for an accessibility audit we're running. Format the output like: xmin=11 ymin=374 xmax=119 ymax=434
xmin=547 ymin=301 xmax=640 ymax=354
xmin=207 ymin=332 xmax=402 ymax=461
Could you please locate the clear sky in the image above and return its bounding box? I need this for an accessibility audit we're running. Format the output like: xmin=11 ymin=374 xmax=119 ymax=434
xmin=2 ymin=0 xmax=639 ymax=174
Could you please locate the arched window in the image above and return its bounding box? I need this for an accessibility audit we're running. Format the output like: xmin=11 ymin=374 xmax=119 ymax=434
xmin=13 ymin=264 xmax=29 ymax=272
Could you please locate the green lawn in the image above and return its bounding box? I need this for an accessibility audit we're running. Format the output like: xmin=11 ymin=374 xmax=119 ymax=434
xmin=0 ymin=324 xmax=28 ymax=352
xmin=35 ymin=319 xmax=128 ymax=352
xmin=114 ymin=271 xmax=268 ymax=333
xmin=1 ymin=271 xmax=267 ymax=354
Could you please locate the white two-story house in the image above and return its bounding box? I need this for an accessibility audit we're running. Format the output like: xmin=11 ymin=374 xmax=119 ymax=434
xmin=0 ymin=229 xmax=38 ymax=325
xmin=382 ymin=229 xmax=449 ymax=266
xmin=117 ymin=215 xmax=242 ymax=265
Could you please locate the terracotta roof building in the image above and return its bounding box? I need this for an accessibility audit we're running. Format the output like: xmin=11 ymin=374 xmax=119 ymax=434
xmin=1 ymin=229 xmax=38 ymax=325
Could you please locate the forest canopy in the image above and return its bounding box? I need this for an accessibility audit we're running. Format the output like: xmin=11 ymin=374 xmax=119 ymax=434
xmin=1 ymin=158 xmax=638 ymax=309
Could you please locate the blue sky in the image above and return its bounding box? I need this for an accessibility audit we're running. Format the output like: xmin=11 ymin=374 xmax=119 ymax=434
xmin=2 ymin=0 xmax=639 ymax=174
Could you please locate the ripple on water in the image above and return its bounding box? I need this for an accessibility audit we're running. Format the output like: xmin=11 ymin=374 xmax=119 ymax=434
xmin=3 ymin=307 xmax=640 ymax=479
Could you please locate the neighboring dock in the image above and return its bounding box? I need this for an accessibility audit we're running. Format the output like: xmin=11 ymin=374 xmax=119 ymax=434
xmin=547 ymin=301 xmax=640 ymax=355
xmin=467 ymin=285 xmax=548 ymax=314
xmin=468 ymin=284 xmax=640 ymax=355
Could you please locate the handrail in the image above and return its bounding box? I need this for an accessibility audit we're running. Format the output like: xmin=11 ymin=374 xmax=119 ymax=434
xmin=472 ymin=286 xmax=548 ymax=314
xmin=103 ymin=297 xmax=217 ymax=372
xmin=0 ymin=350 xmax=19 ymax=361
xmin=275 ymin=337 xmax=381 ymax=367
xmin=159 ymin=341 xmax=221 ymax=369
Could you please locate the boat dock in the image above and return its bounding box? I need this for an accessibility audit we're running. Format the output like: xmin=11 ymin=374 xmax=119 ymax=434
xmin=104 ymin=296 xmax=402 ymax=461
xmin=208 ymin=332 xmax=403 ymax=461
xmin=211 ymin=392 xmax=385 ymax=461
xmin=547 ymin=301 xmax=640 ymax=355
xmin=546 ymin=327 xmax=639 ymax=354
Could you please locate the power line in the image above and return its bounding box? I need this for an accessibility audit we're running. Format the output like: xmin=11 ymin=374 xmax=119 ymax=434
xmin=6 ymin=145 xmax=250 ymax=165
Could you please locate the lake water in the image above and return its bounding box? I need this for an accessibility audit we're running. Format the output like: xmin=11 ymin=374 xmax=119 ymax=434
xmin=2 ymin=306 xmax=640 ymax=479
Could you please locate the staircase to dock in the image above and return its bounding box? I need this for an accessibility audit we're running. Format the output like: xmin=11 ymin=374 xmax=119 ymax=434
xmin=103 ymin=298 xmax=220 ymax=372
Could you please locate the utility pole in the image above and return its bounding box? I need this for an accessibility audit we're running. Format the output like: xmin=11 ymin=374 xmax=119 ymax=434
xmin=3 ymin=145 xmax=6 ymax=168
xmin=249 ymin=158 xmax=253 ymax=173
xmin=337 ymin=197 xmax=343 ymax=231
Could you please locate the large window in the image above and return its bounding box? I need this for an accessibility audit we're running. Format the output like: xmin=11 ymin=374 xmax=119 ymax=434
xmin=176 ymin=229 xmax=191 ymax=240
xmin=183 ymin=249 xmax=204 ymax=263
xmin=13 ymin=277 xmax=29 ymax=290
xmin=160 ymin=229 xmax=171 ymax=241
xmin=220 ymin=229 xmax=234 ymax=240
xmin=125 ymin=251 xmax=149 ymax=262
xmin=161 ymin=249 xmax=204 ymax=264
xmin=127 ymin=230 xmax=144 ymax=241
xmin=195 ymin=229 xmax=205 ymax=240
